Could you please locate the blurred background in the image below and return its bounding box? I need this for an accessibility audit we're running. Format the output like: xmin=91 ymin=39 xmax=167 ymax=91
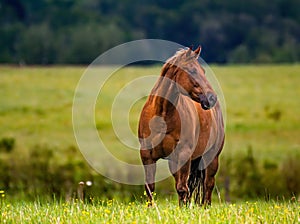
xmin=0 ymin=0 xmax=299 ymax=65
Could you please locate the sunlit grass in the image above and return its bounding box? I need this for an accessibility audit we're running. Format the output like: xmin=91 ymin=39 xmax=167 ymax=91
xmin=1 ymin=194 xmax=299 ymax=224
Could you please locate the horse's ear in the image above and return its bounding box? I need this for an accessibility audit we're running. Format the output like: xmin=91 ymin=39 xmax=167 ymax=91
xmin=194 ymin=46 xmax=202 ymax=57
xmin=186 ymin=45 xmax=193 ymax=57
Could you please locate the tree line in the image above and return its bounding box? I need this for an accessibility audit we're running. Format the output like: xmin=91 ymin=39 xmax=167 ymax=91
xmin=0 ymin=0 xmax=299 ymax=64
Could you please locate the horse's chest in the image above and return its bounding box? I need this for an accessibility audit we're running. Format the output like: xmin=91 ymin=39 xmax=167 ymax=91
xmin=151 ymin=117 xmax=198 ymax=160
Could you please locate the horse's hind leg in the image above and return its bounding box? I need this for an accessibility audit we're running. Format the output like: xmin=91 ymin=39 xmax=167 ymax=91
xmin=196 ymin=168 xmax=205 ymax=205
xmin=140 ymin=148 xmax=156 ymax=205
xmin=203 ymin=155 xmax=219 ymax=206
xmin=188 ymin=157 xmax=201 ymax=204
xmin=188 ymin=157 xmax=206 ymax=205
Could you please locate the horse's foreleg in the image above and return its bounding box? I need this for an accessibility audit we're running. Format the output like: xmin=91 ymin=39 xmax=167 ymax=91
xmin=140 ymin=148 xmax=156 ymax=206
xmin=203 ymin=155 xmax=219 ymax=206
xmin=169 ymin=153 xmax=191 ymax=206
xmin=177 ymin=161 xmax=191 ymax=207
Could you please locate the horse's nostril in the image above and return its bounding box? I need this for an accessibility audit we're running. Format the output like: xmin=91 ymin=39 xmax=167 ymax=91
xmin=207 ymin=92 xmax=217 ymax=106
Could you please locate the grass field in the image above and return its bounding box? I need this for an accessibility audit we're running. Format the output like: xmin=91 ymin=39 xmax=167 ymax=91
xmin=1 ymin=196 xmax=299 ymax=223
xmin=1 ymin=65 xmax=300 ymax=164
xmin=0 ymin=64 xmax=300 ymax=222
xmin=1 ymin=65 xmax=299 ymax=159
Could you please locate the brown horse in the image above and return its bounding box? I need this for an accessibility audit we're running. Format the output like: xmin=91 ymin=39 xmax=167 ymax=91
xmin=138 ymin=46 xmax=224 ymax=206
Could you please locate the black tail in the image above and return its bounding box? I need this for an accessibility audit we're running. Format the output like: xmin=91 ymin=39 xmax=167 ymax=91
xmin=188 ymin=156 xmax=205 ymax=204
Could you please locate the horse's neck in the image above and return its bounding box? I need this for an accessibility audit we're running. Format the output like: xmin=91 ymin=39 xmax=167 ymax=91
xmin=150 ymin=77 xmax=179 ymax=117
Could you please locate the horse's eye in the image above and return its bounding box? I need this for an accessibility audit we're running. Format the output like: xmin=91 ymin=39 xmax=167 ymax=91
xmin=189 ymin=68 xmax=197 ymax=76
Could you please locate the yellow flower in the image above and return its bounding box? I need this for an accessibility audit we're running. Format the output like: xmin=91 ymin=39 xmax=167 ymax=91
xmin=107 ymin=200 xmax=113 ymax=206
xmin=82 ymin=211 xmax=89 ymax=216
xmin=0 ymin=190 xmax=4 ymax=194
xmin=248 ymin=207 xmax=254 ymax=213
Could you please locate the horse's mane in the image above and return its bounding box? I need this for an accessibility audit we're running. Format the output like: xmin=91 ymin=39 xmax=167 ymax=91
xmin=150 ymin=48 xmax=202 ymax=95
xmin=164 ymin=48 xmax=199 ymax=71
xmin=161 ymin=48 xmax=204 ymax=78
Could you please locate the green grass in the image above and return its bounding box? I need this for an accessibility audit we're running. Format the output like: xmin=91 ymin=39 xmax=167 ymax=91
xmin=1 ymin=196 xmax=299 ymax=223
xmin=1 ymin=65 xmax=299 ymax=161
xmin=0 ymin=66 xmax=83 ymax=149
xmin=214 ymin=64 xmax=300 ymax=162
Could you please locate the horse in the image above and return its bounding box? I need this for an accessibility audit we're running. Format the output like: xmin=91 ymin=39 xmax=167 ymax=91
xmin=138 ymin=46 xmax=224 ymax=206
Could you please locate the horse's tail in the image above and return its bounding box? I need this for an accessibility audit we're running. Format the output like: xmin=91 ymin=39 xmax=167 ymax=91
xmin=188 ymin=156 xmax=205 ymax=204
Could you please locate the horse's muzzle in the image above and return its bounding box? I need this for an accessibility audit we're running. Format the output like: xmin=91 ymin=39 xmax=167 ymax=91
xmin=199 ymin=92 xmax=217 ymax=110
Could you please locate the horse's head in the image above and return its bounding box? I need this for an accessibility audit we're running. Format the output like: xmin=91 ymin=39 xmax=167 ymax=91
xmin=163 ymin=46 xmax=217 ymax=110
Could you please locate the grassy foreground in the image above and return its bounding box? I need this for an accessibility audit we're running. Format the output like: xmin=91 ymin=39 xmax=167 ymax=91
xmin=1 ymin=197 xmax=299 ymax=224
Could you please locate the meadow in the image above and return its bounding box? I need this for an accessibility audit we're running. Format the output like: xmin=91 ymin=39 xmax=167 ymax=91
xmin=1 ymin=65 xmax=299 ymax=160
xmin=0 ymin=65 xmax=299 ymax=222
xmin=1 ymin=197 xmax=299 ymax=223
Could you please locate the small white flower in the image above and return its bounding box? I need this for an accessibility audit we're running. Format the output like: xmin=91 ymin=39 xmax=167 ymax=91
xmin=86 ymin=181 xmax=92 ymax=186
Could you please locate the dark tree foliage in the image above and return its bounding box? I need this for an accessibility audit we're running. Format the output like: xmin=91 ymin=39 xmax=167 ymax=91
xmin=0 ymin=0 xmax=299 ymax=64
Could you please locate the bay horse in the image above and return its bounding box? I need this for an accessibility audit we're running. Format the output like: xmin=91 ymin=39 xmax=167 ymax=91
xmin=138 ymin=46 xmax=224 ymax=206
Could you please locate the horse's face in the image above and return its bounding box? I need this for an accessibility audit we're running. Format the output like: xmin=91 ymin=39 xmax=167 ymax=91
xmin=175 ymin=47 xmax=217 ymax=110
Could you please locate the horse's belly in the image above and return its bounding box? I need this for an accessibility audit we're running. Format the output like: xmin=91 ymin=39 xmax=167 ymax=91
xmin=191 ymin=138 xmax=210 ymax=160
